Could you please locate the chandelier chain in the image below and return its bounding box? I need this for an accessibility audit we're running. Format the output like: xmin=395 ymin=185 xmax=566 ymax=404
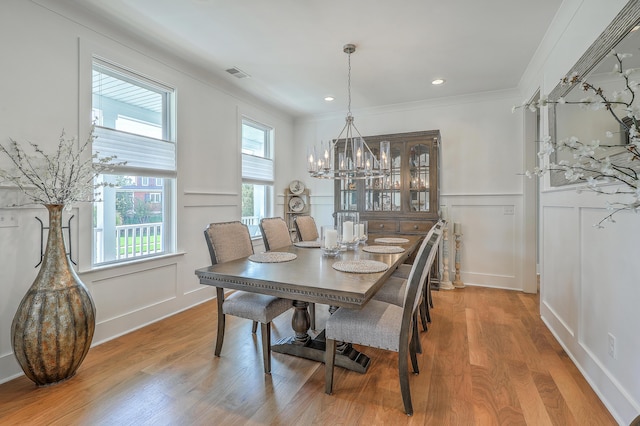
xmin=347 ymin=51 xmax=352 ymax=116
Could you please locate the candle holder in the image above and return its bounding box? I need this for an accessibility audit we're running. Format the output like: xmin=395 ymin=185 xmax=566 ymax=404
xmin=336 ymin=211 xmax=359 ymax=250
xmin=358 ymin=220 xmax=368 ymax=245
xmin=453 ymin=228 xmax=465 ymax=288
xmin=439 ymin=222 xmax=454 ymax=290
xmin=321 ymin=225 xmax=341 ymax=257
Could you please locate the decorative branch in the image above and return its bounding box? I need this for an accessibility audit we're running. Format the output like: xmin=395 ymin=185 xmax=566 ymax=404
xmin=515 ymin=50 xmax=640 ymax=227
xmin=0 ymin=124 xmax=126 ymax=209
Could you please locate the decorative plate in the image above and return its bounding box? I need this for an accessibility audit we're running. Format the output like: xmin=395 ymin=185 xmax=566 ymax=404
xmin=248 ymin=252 xmax=297 ymax=263
xmin=362 ymin=245 xmax=405 ymax=254
xmin=288 ymin=196 xmax=305 ymax=212
xmin=289 ymin=180 xmax=305 ymax=195
xmin=332 ymin=260 xmax=389 ymax=274
xmin=374 ymin=237 xmax=409 ymax=244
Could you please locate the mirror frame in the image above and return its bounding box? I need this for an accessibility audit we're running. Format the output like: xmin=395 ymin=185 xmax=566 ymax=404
xmin=549 ymin=0 xmax=640 ymax=186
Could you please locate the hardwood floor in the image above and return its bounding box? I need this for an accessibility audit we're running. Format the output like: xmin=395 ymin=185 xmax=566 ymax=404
xmin=0 ymin=287 xmax=616 ymax=425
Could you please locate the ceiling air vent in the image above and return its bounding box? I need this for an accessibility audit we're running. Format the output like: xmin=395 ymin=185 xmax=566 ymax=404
xmin=225 ymin=67 xmax=250 ymax=79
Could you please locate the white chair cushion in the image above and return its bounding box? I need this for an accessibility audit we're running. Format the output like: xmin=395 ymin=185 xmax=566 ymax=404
xmin=325 ymin=300 xmax=403 ymax=352
xmin=223 ymin=291 xmax=292 ymax=323
xmin=372 ymin=276 xmax=406 ymax=307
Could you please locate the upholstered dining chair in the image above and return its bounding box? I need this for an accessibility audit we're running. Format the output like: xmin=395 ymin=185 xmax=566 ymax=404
xmin=259 ymin=217 xmax=292 ymax=251
xmin=260 ymin=216 xmax=316 ymax=329
xmin=324 ymin=230 xmax=441 ymax=416
xmin=378 ymin=221 xmax=444 ymax=330
xmin=294 ymin=215 xmax=319 ymax=242
xmin=204 ymin=221 xmax=292 ymax=374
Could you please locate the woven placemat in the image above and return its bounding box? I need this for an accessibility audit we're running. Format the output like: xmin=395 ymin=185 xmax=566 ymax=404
xmin=249 ymin=252 xmax=297 ymax=263
xmin=374 ymin=237 xmax=409 ymax=244
xmin=362 ymin=245 xmax=405 ymax=254
xmin=294 ymin=241 xmax=321 ymax=248
xmin=332 ymin=260 xmax=389 ymax=274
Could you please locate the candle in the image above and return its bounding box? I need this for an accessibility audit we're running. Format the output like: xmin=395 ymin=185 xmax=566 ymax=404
xmin=454 ymin=222 xmax=461 ymax=234
xmin=358 ymin=223 xmax=365 ymax=238
xmin=324 ymin=229 xmax=338 ymax=249
xmin=440 ymin=206 xmax=449 ymax=221
xmin=342 ymin=221 xmax=354 ymax=242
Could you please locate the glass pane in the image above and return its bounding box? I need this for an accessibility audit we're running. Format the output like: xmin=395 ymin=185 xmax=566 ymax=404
xmin=92 ymin=63 xmax=165 ymax=139
xmin=93 ymin=175 xmax=167 ymax=264
xmin=365 ymin=144 xmax=401 ymax=212
xmin=409 ymin=144 xmax=430 ymax=212
xmin=242 ymin=183 xmax=271 ymax=237
xmin=339 ymin=179 xmax=358 ymax=211
xmin=242 ymin=121 xmax=270 ymax=158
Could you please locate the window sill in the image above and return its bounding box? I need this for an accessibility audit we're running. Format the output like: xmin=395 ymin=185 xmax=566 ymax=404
xmin=78 ymin=251 xmax=186 ymax=276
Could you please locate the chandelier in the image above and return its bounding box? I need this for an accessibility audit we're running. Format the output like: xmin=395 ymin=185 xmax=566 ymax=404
xmin=308 ymin=44 xmax=391 ymax=180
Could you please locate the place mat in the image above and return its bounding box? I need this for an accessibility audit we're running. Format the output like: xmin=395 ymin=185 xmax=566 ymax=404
xmin=294 ymin=241 xmax=321 ymax=248
xmin=248 ymin=252 xmax=297 ymax=263
xmin=332 ymin=260 xmax=389 ymax=274
xmin=362 ymin=245 xmax=405 ymax=254
xmin=374 ymin=237 xmax=410 ymax=244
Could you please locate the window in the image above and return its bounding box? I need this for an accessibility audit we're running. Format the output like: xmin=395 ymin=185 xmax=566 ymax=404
xmin=92 ymin=59 xmax=175 ymax=265
xmin=241 ymin=118 xmax=273 ymax=238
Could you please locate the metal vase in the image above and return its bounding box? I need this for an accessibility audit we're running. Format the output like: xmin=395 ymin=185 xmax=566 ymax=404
xmin=11 ymin=204 xmax=96 ymax=386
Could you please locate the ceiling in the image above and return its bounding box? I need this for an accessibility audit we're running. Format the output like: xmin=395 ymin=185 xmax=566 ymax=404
xmin=58 ymin=0 xmax=563 ymax=117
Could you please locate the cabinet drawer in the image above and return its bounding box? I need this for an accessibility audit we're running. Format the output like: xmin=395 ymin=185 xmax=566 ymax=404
xmin=399 ymin=221 xmax=434 ymax=234
xmin=368 ymin=220 xmax=399 ymax=233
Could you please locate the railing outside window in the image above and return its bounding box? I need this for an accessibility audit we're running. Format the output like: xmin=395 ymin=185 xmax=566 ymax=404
xmin=94 ymin=223 xmax=163 ymax=262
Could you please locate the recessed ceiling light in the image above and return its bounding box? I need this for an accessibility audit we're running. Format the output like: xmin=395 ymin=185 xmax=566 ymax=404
xmin=432 ymin=79 xmax=445 ymax=85
xmin=324 ymin=96 xmax=335 ymax=102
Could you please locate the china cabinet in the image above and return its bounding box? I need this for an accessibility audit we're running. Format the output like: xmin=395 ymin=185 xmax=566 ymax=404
xmin=334 ymin=130 xmax=440 ymax=235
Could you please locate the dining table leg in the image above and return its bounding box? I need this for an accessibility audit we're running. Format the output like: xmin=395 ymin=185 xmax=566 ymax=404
xmin=271 ymin=301 xmax=371 ymax=373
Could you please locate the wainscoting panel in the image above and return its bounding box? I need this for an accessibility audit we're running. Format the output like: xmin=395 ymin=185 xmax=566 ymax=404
xmin=579 ymin=207 xmax=640 ymax=406
xmin=90 ymin=263 xmax=178 ymax=325
xmin=446 ymin=195 xmax=521 ymax=290
xmin=541 ymin=205 xmax=578 ymax=337
xmin=540 ymin=189 xmax=640 ymax=423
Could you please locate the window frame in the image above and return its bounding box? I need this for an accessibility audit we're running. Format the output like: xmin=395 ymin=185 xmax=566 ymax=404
xmin=241 ymin=117 xmax=274 ymax=239
xmin=89 ymin=56 xmax=177 ymax=267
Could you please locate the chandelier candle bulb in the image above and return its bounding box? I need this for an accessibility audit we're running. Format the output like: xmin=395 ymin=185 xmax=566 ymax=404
xmin=454 ymin=222 xmax=461 ymax=234
xmin=380 ymin=141 xmax=390 ymax=171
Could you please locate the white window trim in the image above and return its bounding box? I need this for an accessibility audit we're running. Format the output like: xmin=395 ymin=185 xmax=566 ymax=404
xmin=78 ymin=37 xmax=177 ymax=272
xmin=239 ymin=114 xmax=275 ymax=238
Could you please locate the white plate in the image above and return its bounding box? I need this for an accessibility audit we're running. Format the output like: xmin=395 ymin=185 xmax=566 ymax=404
xmin=288 ymin=196 xmax=305 ymax=212
xmin=289 ymin=180 xmax=305 ymax=194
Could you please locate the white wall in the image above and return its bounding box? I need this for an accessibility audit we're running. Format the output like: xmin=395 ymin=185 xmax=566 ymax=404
xmin=519 ymin=0 xmax=640 ymax=423
xmin=294 ymin=89 xmax=533 ymax=292
xmin=0 ymin=0 xmax=295 ymax=383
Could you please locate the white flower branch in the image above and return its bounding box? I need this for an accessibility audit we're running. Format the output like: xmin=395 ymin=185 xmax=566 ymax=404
xmin=0 ymin=124 xmax=126 ymax=209
xmin=515 ymin=50 xmax=640 ymax=227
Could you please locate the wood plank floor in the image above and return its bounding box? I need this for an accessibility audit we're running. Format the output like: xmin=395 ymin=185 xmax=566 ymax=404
xmin=0 ymin=287 xmax=616 ymax=425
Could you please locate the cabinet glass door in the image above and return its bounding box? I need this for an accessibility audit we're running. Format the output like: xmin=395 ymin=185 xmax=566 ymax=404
xmin=338 ymin=178 xmax=358 ymax=211
xmin=365 ymin=144 xmax=401 ymax=212
xmin=409 ymin=143 xmax=430 ymax=212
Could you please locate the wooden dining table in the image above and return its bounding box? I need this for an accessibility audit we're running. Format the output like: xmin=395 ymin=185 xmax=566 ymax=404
xmin=194 ymin=235 xmax=421 ymax=373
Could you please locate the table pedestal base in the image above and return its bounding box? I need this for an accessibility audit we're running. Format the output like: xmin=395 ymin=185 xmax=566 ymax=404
xmin=272 ymin=331 xmax=370 ymax=373
xmin=271 ymin=300 xmax=370 ymax=373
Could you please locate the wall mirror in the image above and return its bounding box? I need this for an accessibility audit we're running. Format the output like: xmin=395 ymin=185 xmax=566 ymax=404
xmin=549 ymin=0 xmax=640 ymax=186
